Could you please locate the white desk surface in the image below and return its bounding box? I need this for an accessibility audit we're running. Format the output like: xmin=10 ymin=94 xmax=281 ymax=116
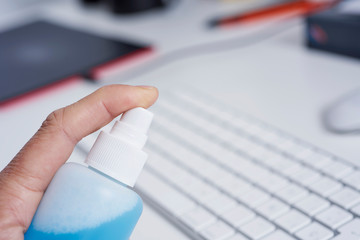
xmin=1 ymin=0 xmax=360 ymax=239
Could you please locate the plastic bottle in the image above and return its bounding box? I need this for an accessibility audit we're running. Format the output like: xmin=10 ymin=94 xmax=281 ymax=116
xmin=25 ymin=107 xmax=153 ymax=240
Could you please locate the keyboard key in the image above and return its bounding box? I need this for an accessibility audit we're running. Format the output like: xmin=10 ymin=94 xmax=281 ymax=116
xmin=329 ymin=187 xmax=360 ymax=209
xmin=338 ymin=218 xmax=360 ymax=237
xmin=239 ymin=217 xmax=275 ymax=239
xmin=179 ymin=111 xmax=221 ymax=136
xmin=302 ymin=151 xmax=333 ymax=169
xmin=309 ymin=177 xmax=342 ymax=197
xmin=290 ymin=167 xmax=321 ymax=186
xmin=187 ymin=181 xmax=219 ymax=203
xmin=204 ymin=143 xmax=231 ymax=160
xmin=257 ymin=173 xmax=289 ymax=193
xmin=342 ymin=171 xmax=360 ymax=190
xmin=220 ymin=151 xmax=246 ymax=166
xmin=315 ymin=205 xmax=353 ymax=229
xmin=182 ymin=155 xmax=214 ymax=173
xmin=222 ymin=155 xmax=250 ymax=172
xmin=204 ymin=193 xmax=237 ymax=215
xmin=239 ymin=141 xmax=264 ymax=156
xmin=247 ymin=146 xmax=273 ymax=162
xmin=192 ymin=161 xmax=221 ymax=178
xmin=158 ymin=166 xmax=195 ymax=187
xmin=276 ymin=183 xmax=308 ymax=204
xmin=221 ymin=204 xmax=255 ymax=227
xmin=219 ymin=176 xmax=252 ymax=197
xmin=275 ymin=209 xmax=311 ymax=233
xmin=159 ymin=191 xmax=197 ymax=216
xmin=259 ymin=131 xmax=287 ymax=148
xmin=322 ymin=160 xmax=353 ymax=179
xmin=351 ymin=203 xmax=360 ymax=216
xmin=281 ymin=163 xmax=303 ymax=177
xmin=180 ymin=206 xmax=217 ymax=231
xmin=285 ymin=143 xmax=313 ymax=160
xmin=177 ymin=174 xmax=204 ymax=192
xmin=332 ymin=232 xmax=360 ymax=240
xmin=256 ymin=198 xmax=289 ymax=220
xmin=226 ymin=233 xmax=248 ymax=240
xmin=293 ymin=150 xmax=316 ymax=163
xmin=200 ymin=221 xmax=235 ymax=240
xmin=254 ymin=149 xmax=279 ymax=162
xmin=228 ymin=137 xmax=254 ymax=154
xmin=265 ymin=156 xmax=300 ymax=176
xmin=260 ymin=230 xmax=295 ymax=240
xmin=294 ymin=194 xmax=330 ymax=216
xmin=203 ymin=167 xmax=231 ymax=184
xmin=236 ymin=163 xmax=270 ymax=183
xmin=272 ymin=137 xmax=297 ymax=152
xmin=137 ymin=170 xmax=196 ymax=215
xmin=237 ymin=188 xmax=270 ymax=208
xmin=295 ymin=222 xmax=334 ymax=240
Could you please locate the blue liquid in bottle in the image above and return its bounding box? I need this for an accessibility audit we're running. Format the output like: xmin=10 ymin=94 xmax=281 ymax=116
xmin=26 ymin=203 xmax=142 ymax=240
xmin=25 ymin=163 xmax=143 ymax=240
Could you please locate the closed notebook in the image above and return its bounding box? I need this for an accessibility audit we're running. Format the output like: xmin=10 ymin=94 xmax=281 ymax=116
xmin=0 ymin=21 xmax=151 ymax=104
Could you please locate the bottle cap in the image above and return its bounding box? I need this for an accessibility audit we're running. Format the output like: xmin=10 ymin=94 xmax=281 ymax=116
xmin=85 ymin=107 xmax=153 ymax=187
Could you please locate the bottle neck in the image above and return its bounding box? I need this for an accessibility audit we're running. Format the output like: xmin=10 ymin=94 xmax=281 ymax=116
xmin=88 ymin=166 xmax=130 ymax=189
xmin=85 ymin=131 xmax=147 ymax=187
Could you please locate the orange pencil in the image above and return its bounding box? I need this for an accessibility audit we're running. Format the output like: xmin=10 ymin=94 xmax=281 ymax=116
xmin=210 ymin=0 xmax=339 ymax=28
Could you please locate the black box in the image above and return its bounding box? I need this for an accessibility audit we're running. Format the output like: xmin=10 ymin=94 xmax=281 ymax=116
xmin=306 ymin=3 xmax=360 ymax=60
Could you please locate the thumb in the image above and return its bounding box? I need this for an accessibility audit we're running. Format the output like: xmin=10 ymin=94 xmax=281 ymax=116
xmin=0 ymin=84 xmax=158 ymax=237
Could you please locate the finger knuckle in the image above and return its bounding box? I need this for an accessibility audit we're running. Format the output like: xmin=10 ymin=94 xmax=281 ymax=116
xmin=42 ymin=108 xmax=65 ymax=130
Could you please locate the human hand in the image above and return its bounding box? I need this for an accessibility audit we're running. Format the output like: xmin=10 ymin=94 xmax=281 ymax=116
xmin=0 ymin=84 xmax=158 ymax=240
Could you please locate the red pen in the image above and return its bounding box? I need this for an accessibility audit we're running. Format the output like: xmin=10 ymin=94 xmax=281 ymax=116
xmin=210 ymin=0 xmax=339 ymax=28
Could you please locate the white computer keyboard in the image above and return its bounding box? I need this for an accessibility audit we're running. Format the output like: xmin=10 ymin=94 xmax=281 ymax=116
xmin=133 ymin=89 xmax=360 ymax=240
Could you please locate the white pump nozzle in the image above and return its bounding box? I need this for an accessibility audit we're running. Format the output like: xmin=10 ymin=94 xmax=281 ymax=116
xmin=109 ymin=107 xmax=153 ymax=148
xmin=120 ymin=107 xmax=153 ymax=134
xmin=85 ymin=107 xmax=153 ymax=187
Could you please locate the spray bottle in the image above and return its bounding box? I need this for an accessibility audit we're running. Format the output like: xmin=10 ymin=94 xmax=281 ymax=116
xmin=25 ymin=107 xmax=153 ymax=240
